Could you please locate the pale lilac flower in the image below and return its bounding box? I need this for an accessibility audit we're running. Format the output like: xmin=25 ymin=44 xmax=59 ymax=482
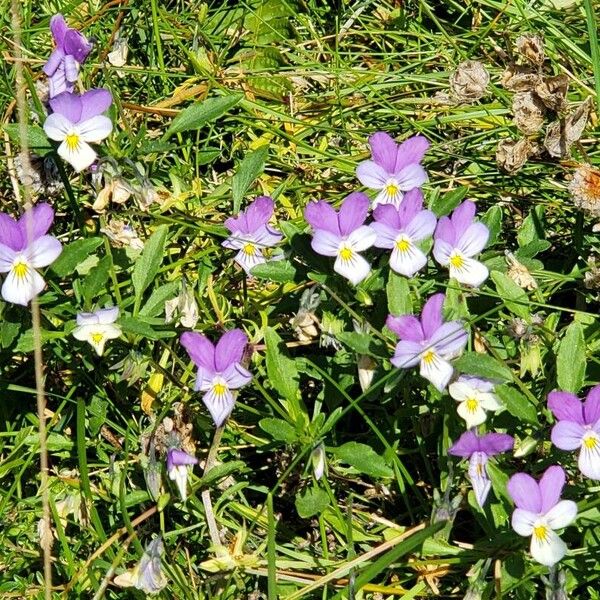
xmin=304 ymin=192 xmax=376 ymax=285
xmin=311 ymin=444 xmax=326 ymax=480
xmin=167 ymin=448 xmax=198 ymax=501
xmin=43 ymin=89 xmax=113 ymax=172
xmin=387 ymin=293 xmax=468 ymax=391
xmin=549 ymin=385 xmax=600 ymax=480
xmin=356 ymin=132 xmax=429 ymax=209
xmin=43 ymin=14 xmax=92 ymax=98
xmin=72 ymin=307 xmax=121 ymax=356
xmin=432 ymin=200 xmax=489 ymax=287
xmin=371 ymin=188 xmax=436 ymax=277
xmin=180 ymin=329 xmax=252 ymax=427
xmin=0 ymin=203 xmax=62 ymax=305
xmin=449 ymin=430 xmax=513 ymax=507
xmin=449 ymin=376 xmax=502 ymax=429
xmin=222 ymin=196 xmax=282 ymax=274
xmin=507 ymin=466 xmax=577 ymax=567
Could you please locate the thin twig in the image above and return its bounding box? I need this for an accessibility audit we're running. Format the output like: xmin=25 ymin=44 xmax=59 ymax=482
xmin=202 ymin=424 xmax=225 ymax=550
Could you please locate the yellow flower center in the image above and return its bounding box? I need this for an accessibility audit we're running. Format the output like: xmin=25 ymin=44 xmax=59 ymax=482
xmin=395 ymin=238 xmax=411 ymax=252
xmin=450 ymin=253 xmax=464 ymax=269
xmin=584 ymin=434 xmax=599 ymax=449
xmin=385 ymin=183 xmax=399 ymax=197
xmin=533 ymin=524 xmax=549 ymax=542
xmin=65 ymin=133 xmax=80 ymax=151
xmin=466 ymin=398 xmax=479 ymax=413
xmin=213 ymin=382 xmax=227 ymax=396
xmin=13 ymin=261 xmax=29 ymax=279
xmin=242 ymin=243 xmax=255 ymax=256
xmin=422 ymin=349 xmax=436 ymax=364
xmin=91 ymin=332 xmax=104 ymax=345
xmin=339 ymin=246 xmax=354 ymax=261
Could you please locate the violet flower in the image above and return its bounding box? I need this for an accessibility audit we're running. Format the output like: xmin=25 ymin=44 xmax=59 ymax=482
xmin=43 ymin=14 xmax=92 ymax=98
xmin=180 ymin=329 xmax=252 ymax=427
xmin=449 ymin=430 xmax=513 ymax=507
xmin=387 ymin=293 xmax=468 ymax=391
xmin=371 ymin=188 xmax=436 ymax=277
xmin=43 ymin=89 xmax=113 ymax=172
xmin=167 ymin=448 xmax=198 ymax=501
xmin=432 ymin=200 xmax=489 ymax=287
xmin=449 ymin=376 xmax=502 ymax=429
xmin=304 ymin=192 xmax=376 ymax=286
xmin=507 ymin=465 xmax=577 ymax=567
xmin=222 ymin=196 xmax=282 ymax=274
xmin=0 ymin=203 xmax=62 ymax=306
xmin=356 ymin=132 xmax=429 ymax=209
xmin=548 ymin=385 xmax=600 ymax=480
xmin=72 ymin=307 xmax=121 ymax=356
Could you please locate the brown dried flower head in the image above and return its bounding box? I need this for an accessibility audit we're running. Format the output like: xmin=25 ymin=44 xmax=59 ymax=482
xmin=496 ymin=138 xmax=535 ymax=173
xmin=544 ymin=97 xmax=593 ymax=158
xmin=449 ymin=60 xmax=490 ymax=102
xmin=516 ymin=34 xmax=545 ymax=66
xmin=569 ymin=163 xmax=600 ymax=216
xmin=512 ymin=92 xmax=546 ymax=135
xmin=501 ymin=64 xmax=540 ymax=92
xmin=535 ymin=74 xmax=569 ymax=112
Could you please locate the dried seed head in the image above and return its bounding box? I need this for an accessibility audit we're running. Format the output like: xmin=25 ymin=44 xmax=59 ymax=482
xmin=584 ymin=257 xmax=600 ymax=289
xmin=569 ymin=163 xmax=600 ymax=216
xmin=449 ymin=60 xmax=490 ymax=102
xmin=506 ymin=251 xmax=538 ymax=290
xmin=516 ymin=33 xmax=545 ymax=66
xmin=535 ymin=74 xmax=569 ymax=112
xmin=501 ymin=64 xmax=540 ymax=92
xmin=496 ymin=138 xmax=535 ymax=173
xmin=512 ymin=91 xmax=546 ymax=135
xmin=544 ymin=96 xmax=593 ymax=158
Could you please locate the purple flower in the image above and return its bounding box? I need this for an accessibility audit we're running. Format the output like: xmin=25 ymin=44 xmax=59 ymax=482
xmin=167 ymin=449 xmax=198 ymax=501
xmin=371 ymin=189 xmax=436 ymax=277
xmin=449 ymin=376 xmax=502 ymax=429
xmin=222 ymin=196 xmax=282 ymax=274
xmin=356 ymin=132 xmax=429 ymax=209
xmin=180 ymin=329 xmax=252 ymax=427
xmin=72 ymin=307 xmax=121 ymax=356
xmin=548 ymin=386 xmax=600 ymax=480
xmin=43 ymin=89 xmax=113 ymax=172
xmin=43 ymin=14 xmax=92 ymax=98
xmin=449 ymin=430 xmax=513 ymax=507
xmin=0 ymin=203 xmax=62 ymax=305
xmin=507 ymin=465 xmax=577 ymax=567
xmin=432 ymin=201 xmax=489 ymax=287
xmin=304 ymin=192 xmax=376 ymax=286
xmin=387 ymin=293 xmax=468 ymax=391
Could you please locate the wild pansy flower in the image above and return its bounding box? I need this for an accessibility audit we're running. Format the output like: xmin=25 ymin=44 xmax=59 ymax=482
xmin=449 ymin=376 xmax=502 ymax=429
xmin=356 ymin=132 xmax=429 ymax=209
xmin=387 ymin=293 xmax=468 ymax=391
xmin=507 ymin=465 xmax=577 ymax=567
xmin=222 ymin=196 xmax=282 ymax=274
xmin=114 ymin=536 xmax=167 ymax=593
xmin=548 ymin=385 xmax=600 ymax=479
xmin=167 ymin=448 xmax=198 ymax=501
xmin=43 ymin=14 xmax=92 ymax=98
xmin=433 ymin=200 xmax=489 ymax=287
xmin=180 ymin=329 xmax=252 ymax=427
xmin=0 ymin=203 xmax=62 ymax=306
xmin=72 ymin=307 xmax=121 ymax=356
xmin=449 ymin=430 xmax=513 ymax=507
xmin=304 ymin=192 xmax=376 ymax=286
xmin=43 ymin=89 xmax=113 ymax=172
xmin=371 ymin=188 xmax=436 ymax=277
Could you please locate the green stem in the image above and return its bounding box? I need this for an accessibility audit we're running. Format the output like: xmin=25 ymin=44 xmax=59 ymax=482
xmin=202 ymin=425 xmax=225 ymax=550
xmin=584 ymin=0 xmax=600 ymax=114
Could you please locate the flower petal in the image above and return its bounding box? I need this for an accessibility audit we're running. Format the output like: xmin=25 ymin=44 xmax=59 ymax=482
xmin=371 ymin=222 xmax=398 ymax=249
xmin=356 ymin=160 xmax=388 ymax=189
xmin=457 ymin=399 xmax=488 ymax=428
xmin=338 ymin=192 xmax=370 ymax=237
xmin=235 ymin=246 xmax=265 ymax=274
xmin=0 ymin=214 xmax=23 ymax=252
xmin=63 ymin=29 xmax=92 ymax=63
xmin=420 ymin=293 xmax=445 ymax=339
xmin=539 ymin=465 xmax=566 ymax=514
xmin=390 ymin=340 xmax=423 ymax=368
xmin=96 ymin=306 xmax=120 ymax=324
xmin=479 ymin=433 xmax=514 ymax=455
xmin=252 ymin=224 xmax=282 ymax=247
xmin=79 ymin=89 xmax=113 ymax=121
xmin=203 ymin=387 xmax=235 ymax=427
xmin=450 ymin=201 xmax=477 ymax=237
xmin=333 ymin=251 xmax=371 ymax=285
xmin=548 ymin=391 xmax=585 ymax=424
xmin=368 ymin=131 xmax=398 ymax=173
xmin=25 ymin=235 xmax=62 ymax=268
xmin=77 ymin=115 xmax=113 ymax=142
xmin=64 ymin=54 xmax=79 ymax=83
xmin=530 ymin=529 xmax=567 ymax=567
xmin=457 ymin=222 xmax=489 ymax=257
xmin=396 ymin=164 xmax=428 ymax=191
xmin=507 ymin=473 xmax=542 ymax=512
xmin=394 ymin=135 xmax=429 ymax=172
xmin=243 ymin=196 xmax=274 ymax=233
xmin=578 ymin=442 xmax=600 ymax=479
xmin=180 ymin=331 xmax=216 ymax=373
xmin=551 ymin=420 xmax=585 ymax=451
xmin=222 ymin=362 xmax=252 ymax=389
xmin=372 ymin=187 xmax=403 ymax=209
xmin=404 ymin=210 xmax=437 ymax=241
xmin=215 ymin=329 xmax=248 ymax=372
xmin=311 ymin=229 xmax=341 ymax=257
xmin=428 ymin=321 xmax=468 ymax=358
xmin=434 ymin=216 xmax=456 ymax=246
xmin=346 ymin=225 xmax=376 ymax=252
xmin=50 ymin=14 xmax=68 ymax=44
xmin=420 ymin=353 xmax=453 ymax=391
xmin=43 ymin=112 xmax=72 ymax=141
xmin=1 ymin=265 xmax=45 ymax=306
xmin=58 ymin=139 xmax=97 ymax=172
xmin=49 ymin=91 xmax=82 ymax=122
xmin=545 ymin=500 xmax=577 ymax=530
xmin=468 ymin=452 xmax=491 ymax=507
xmin=448 ymin=430 xmax=480 ymax=457
xmin=389 ymin=243 xmax=427 ymax=278
xmin=18 ymin=203 xmax=55 ymax=243
xmin=511 ymin=508 xmax=537 ymax=536
xmin=167 ymin=448 xmax=198 ymax=470
xmin=304 ymin=201 xmax=340 ymax=235
xmin=373 ymin=203 xmax=402 ymax=229
xmin=43 ymin=49 xmax=64 ymax=77
xmin=386 ymin=315 xmax=424 ymax=341
xmin=449 ymin=256 xmax=489 ymax=287
xmin=584 ymin=385 xmax=600 ymax=425
xmin=398 ymin=188 xmax=424 ymax=221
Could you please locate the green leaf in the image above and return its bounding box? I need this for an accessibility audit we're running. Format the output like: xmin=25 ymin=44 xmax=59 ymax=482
xmin=139 ymin=281 xmax=180 ymax=318
xmin=295 ymin=486 xmax=330 ymax=518
xmin=199 ymin=460 xmax=246 ymax=488
xmin=332 ymin=442 xmax=393 ymax=478
xmin=51 ymin=238 xmax=104 ymax=278
xmin=264 ymin=327 xmax=301 ymax=413
xmin=164 ymin=94 xmax=243 ymax=137
xmin=336 ymin=332 xmax=385 ymax=357
xmin=259 ymin=418 xmax=299 ymax=443
xmin=557 ymin=322 xmax=586 ymax=393
xmin=481 ymin=205 xmax=503 ymax=247
xmin=132 ymin=225 xmax=168 ymax=302
xmin=88 ymin=397 xmax=108 ymax=436
xmin=496 ymin=384 xmax=539 ymax=425
xmin=119 ymin=316 xmax=175 ymax=340
xmin=250 ymin=259 xmax=297 ymax=282
xmin=232 ymin=145 xmax=269 ymax=213
xmin=429 ymin=186 xmax=467 ymax=217
xmin=386 ymin=272 xmax=412 ymax=315
xmin=82 ymin=255 xmax=112 ymax=304
xmin=454 ymin=352 xmax=513 ymax=383
xmin=3 ymin=123 xmax=53 ymax=154
xmin=490 ymin=271 xmax=530 ymax=319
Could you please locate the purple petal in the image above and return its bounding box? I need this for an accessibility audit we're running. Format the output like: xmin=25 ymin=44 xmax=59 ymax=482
xmin=396 ymin=164 xmax=428 ymax=191
xmin=180 ymin=331 xmax=216 ymax=373
xmin=539 ymin=465 xmax=565 ymax=514
xmin=43 ymin=49 xmax=64 ymax=77
xmin=551 ymin=420 xmax=585 ymax=451
xmin=371 ymin=222 xmax=398 ymax=249
xmin=243 ymin=196 xmax=274 ymax=233
xmin=356 ymin=160 xmax=388 ymax=189
xmin=373 ymin=204 xmax=402 ymax=230
xmin=450 ymin=201 xmax=476 ymax=238
xmin=222 ymin=362 xmax=252 ymax=389
xmin=17 ymin=203 xmax=54 ymax=243
xmin=0 ymin=213 xmax=24 ymax=251
xmin=429 ymin=321 xmax=468 ymax=358
xmin=404 ymin=210 xmax=437 ymax=241
xmin=548 ymin=391 xmax=585 ymax=425
xmin=432 ymin=238 xmax=453 ymax=266
xmin=386 ymin=315 xmax=424 ymax=342
xmin=448 ymin=430 xmax=480 ymax=457
xmin=167 ymin=449 xmax=198 ymax=471
xmin=584 ymin=385 xmax=600 ymax=425
xmin=49 ymin=91 xmax=82 ymax=123
xmin=79 ymin=89 xmax=112 ymax=121
xmin=253 ymin=224 xmax=282 ymax=247
xmin=304 ymin=201 xmax=340 ymax=235
xmin=398 ymin=188 xmax=424 ymax=224
xmin=50 ymin=14 xmax=68 ymax=45
xmin=338 ymin=192 xmax=370 ymax=237
xmin=507 ymin=472 xmax=542 ymax=512
xmin=478 ymin=433 xmax=514 ymax=456
xmin=394 ymin=135 xmax=429 ymax=172
xmin=64 ymin=55 xmax=79 ymax=83
xmin=224 ymin=213 xmax=249 ymax=234
xmin=469 ymin=452 xmax=492 ymax=507
xmin=390 ymin=340 xmax=423 ymax=368
xmin=311 ymin=229 xmax=341 ymax=257
xmin=420 ymin=293 xmax=445 ymax=339
xmin=368 ymin=131 xmax=398 ymax=174
xmin=214 ymin=329 xmax=248 ymax=372
xmin=457 ymin=222 xmax=489 ymax=257
xmin=63 ymin=29 xmax=92 ymax=63
xmin=434 ymin=216 xmax=456 ymax=246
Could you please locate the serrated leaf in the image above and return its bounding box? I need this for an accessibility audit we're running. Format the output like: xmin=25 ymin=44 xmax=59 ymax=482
xmin=454 ymin=352 xmax=512 ymax=383
xmin=490 ymin=271 xmax=530 ymax=319
xmin=295 ymin=486 xmax=330 ymax=518
xmin=250 ymin=259 xmax=297 ymax=282
xmin=165 ymin=94 xmax=243 ymax=137
xmin=51 ymin=238 xmax=104 ymax=278
xmin=232 ymin=145 xmax=268 ymax=213
xmin=132 ymin=226 xmax=168 ymax=301
xmin=332 ymin=442 xmax=393 ymax=478
xmin=496 ymin=384 xmax=539 ymax=425
xmin=557 ymin=322 xmax=586 ymax=393
xmin=386 ymin=272 xmax=412 ymax=315
xmin=429 ymin=186 xmax=467 ymax=217
xmin=259 ymin=418 xmax=299 ymax=443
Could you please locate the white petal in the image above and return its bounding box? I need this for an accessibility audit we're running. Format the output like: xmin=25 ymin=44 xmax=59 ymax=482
xmin=334 ymin=252 xmax=371 ymax=286
xmin=356 ymin=160 xmax=388 ymax=188
xmin=1 ymin=264 xmax=45 ymax=305
xmin=419 ymin=352 xmax=453 ymax=391
xmin=545 ymin=500 xmax=578 ymax=530
xmin=449 ymin=256 xmax=489 ymax=287
xmin=72 ymin=323 xmax=122 ymax=355
xmin=530 ymin=528 xmax=567 ymax=567
xmin=96 ymin=306 xmax=120 ymax=324
xmin=76 ymin=312 xmax=100 ymax=326
xmin=511 ymin=509 xmax=537 ymax=536
xmin=25 ymin=236 xmax=62 ymax=268
xmin=468 ymin=452 xmax=491 ymax=507
xmin=372 ymin=188 xmax=403 ymax=209
xmin=43 ymin=113 xmax=72 ymax=141
xmin=346 ymin=226 xmax=377 ymax=252
xmin=478 ymin=392 xmax=502 ymax=411
xmin=168 ymin=465 xmax=189 ymax=501
xmin=234 ymin=246 xmax=265 ymax=274
xmin=0 ymin=244 xmax=16 ymax=273
xmin=77 ymin=116 xmax=113 ymax=142
xmin=311 ymin=229 xmax=342 ymax=257
xmin=389 ymin=242 xmax=427 ymax=277
xmin=221 ymin=362 xmax=252 ymax=389
xmin=578 ymin=438 xmax=600 ymax=479
xmin=203 ymin=387 xmax=235 ymax=427
xmin=432 ymin=239 xmax=453 ymax=266
xmin=58 ymin=139 xmax=97 ymax=172
xmin=448 ymin=381 xmax=471 ymax=402
xmin=397 ymin=164 xmax=428 ymax=190
xmin=457 ymin=399 xmax=488 ymax=428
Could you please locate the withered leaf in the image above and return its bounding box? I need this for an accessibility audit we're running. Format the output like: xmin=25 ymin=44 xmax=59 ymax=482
xmin=544 ymin=96 xmax=593 ymax=158
xmin=535 ymin=74 xmax=569 ymax=112
xmin=501 ymin=63 xmax=540 ymax=92
xmin=496 ymin=138 xmax=535 ymax=173
xmin=516 ymin=34 xmax=545 ymax=66
xmin=512 ymin=92 xmax=546 ymax=135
